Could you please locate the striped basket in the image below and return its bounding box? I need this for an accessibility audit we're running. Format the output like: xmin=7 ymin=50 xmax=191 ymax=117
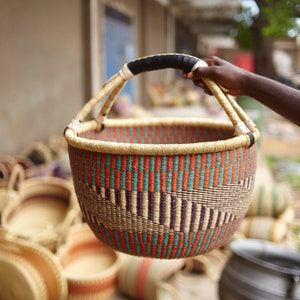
xmin=64 ymin=53 xmax=260 ymax=259
xmin=117 ymin=254 xmax=184 ymax=300
xmin=246 ymin=183 xmax=292 ymax=218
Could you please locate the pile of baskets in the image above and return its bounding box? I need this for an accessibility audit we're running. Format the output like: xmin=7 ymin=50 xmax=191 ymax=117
xmin=0 ymin=53 xmax=263 ymax=299
xmin=0 ymin=141 xmax=121 ymax=299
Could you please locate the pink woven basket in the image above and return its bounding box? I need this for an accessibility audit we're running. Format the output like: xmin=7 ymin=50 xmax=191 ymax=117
xmin=65 ymin=53 xmax=260 ymax=259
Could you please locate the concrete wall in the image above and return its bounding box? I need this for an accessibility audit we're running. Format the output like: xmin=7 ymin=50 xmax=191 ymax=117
xmin=0 ymin=0 xmax=171 ymax=155
xmin=0 ymin=0 xmax=87 ymax=154
xmin=139 ymin=0 xmax=169 ymax=106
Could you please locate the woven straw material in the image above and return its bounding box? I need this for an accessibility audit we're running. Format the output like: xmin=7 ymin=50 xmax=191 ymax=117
xmin=117 ymin=254 xmax=184 ymax=300
xmin=239 ymin=216 xmax=288 ymax=243
xmin=1 ymin=176 xmax=76 ymax=252
xmin=0 ymin=229 xmax=67 ymax=300
xmin=65 ymin=54 xmax=259 ymax=259
xmin=58 ymin=223 xmax=121 ymax=300
xmin=68 ymin=122 xmax=257 ymax=258
xmin=246 ymin=183 xmax=292 ymax=218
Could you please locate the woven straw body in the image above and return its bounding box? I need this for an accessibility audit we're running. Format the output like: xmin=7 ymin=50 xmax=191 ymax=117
xmin=65 ymin=54 xmax=259 ymax=259
xmin=0 ymin=229 xmax=67 ymax=300
xmin=58 ymin=223 xmax=121 ymax=300
xmin=2 ymin=176 xmax=76 ymax=252
xmin=68 ymin=120 xmax=257 ymax=258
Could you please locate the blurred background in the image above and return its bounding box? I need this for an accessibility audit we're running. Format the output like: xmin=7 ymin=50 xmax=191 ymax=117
xmin=1 ymin=0 xmax=299 ymax=154
xmin=0 ymin=1 xmax=300 ymax=299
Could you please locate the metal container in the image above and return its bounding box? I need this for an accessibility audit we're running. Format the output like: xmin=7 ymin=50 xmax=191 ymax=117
xmin=219 ymin=239 xmax=300 ymax=300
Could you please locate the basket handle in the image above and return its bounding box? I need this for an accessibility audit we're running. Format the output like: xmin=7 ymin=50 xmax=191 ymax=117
xmin=66 ymin=53 xmax=259 ymax=145
xmin=123 ymin=53 xmax=204 ymax=75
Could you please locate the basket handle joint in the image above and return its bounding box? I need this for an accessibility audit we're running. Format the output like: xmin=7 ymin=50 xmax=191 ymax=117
xmin=119 ymin=64 xmax=135 ymax=80
xmin=234 ymin=121 xmax=250 ymax=136
xmin=65 ymin=119 xmax=81 ymax=136
xmin=234 ymin=121 xmax=255 ymax=147
xmin=246 ymin=132 xmax=255 ymax=147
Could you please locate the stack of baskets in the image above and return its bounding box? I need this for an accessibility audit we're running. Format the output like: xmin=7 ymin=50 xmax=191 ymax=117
xmin=64 ymin=53 xmax=260 ymax=259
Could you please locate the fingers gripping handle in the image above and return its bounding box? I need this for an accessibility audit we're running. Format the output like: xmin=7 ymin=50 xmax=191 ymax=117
xmin=119 ymin=53 xmax=208 ymax=80
xmin=119 ymin=53 xmax=257 ymax=145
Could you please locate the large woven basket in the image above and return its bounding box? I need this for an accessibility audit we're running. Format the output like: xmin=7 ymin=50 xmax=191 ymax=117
xmin=65 ymin=53 xmax=260 ymax=259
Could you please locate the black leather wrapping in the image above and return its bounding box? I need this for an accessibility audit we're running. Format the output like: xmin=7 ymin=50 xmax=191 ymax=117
xmin=127 ymin=53 xmax=199 ymax=75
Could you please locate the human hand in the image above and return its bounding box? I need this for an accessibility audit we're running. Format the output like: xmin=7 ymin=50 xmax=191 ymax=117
xmin=183 ymin=56 xmax=248 ymax=96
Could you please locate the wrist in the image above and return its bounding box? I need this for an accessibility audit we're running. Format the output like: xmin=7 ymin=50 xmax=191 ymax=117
xmin=241 ymin=71 xmax=258 ymax=97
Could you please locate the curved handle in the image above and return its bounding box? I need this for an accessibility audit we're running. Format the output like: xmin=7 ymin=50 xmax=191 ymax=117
xmin=66 ymin=53 xmax=258 ymax=145
xmin=122 ymin=53 xmax=206 ymax=78
xmin=67 ymin=54 xmax=207 ymax=126
xmin=8 ymin=163 xmax=25 ymax=191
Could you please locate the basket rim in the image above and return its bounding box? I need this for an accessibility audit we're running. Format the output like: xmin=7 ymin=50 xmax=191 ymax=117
xmin=0 ymin=229 xmax=68 ymax=299
xmin=65 ymin=117 xmax=257 ymax=155
xmin=57 ymin=223 xmax=122 ymax=282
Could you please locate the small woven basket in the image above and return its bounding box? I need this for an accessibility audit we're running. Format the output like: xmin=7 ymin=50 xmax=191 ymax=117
xmin=2 ymin=174 xmax=77 ymax=252
xmin=65 ymin=53 xmax=260 ymax=259
xmin=57 ymin=223 xmax=121 ymax=300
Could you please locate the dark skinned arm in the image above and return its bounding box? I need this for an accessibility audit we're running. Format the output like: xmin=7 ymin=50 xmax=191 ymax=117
xmin=183 ymin=56 xmax=300 ymax=126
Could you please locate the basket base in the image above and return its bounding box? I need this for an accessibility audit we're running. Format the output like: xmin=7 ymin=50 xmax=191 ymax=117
xmin=83 ymin=218 xmax=242 ymax=259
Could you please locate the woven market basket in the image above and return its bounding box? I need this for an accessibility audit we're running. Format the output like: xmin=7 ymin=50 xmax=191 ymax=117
xmin=0 ymin=228 xmax=67 ymax=300
xmin=65 ymin=53 xmax=260 ymax=259
xmin=57 ymin=223 xmax=121 ymax=300
xmin=2 ymin=174 xmax=77 ymax=252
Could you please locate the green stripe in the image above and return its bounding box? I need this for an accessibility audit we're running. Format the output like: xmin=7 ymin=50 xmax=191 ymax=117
xmin=177 ymin=163 xmax=183 ymax=191
xmin=133 ymin=232 xmax=141 ymax=256
xmin=138 ymin=156 xmax=144 ymax=173
xmin=151 ymin=232 xmax=158 ymax=246
xmin=206 ymin=153 xmax=211 ymax=168
xmin=233 ymin=149 xmax=238 ymax=182
xmin=219 ymin=165 xmax=224 ymax=186
xmin=132 ymin=166 xmax=138 ymax=192
xmin=184 ymin=154 xmax=190 ymax=170
xmin=161 ymin=156 xmax=167 ymax=172
xmin=199 ymin=167 xmax=205 ymax=188
xmin=115 ymin=155 xmax=121 ymax=170
xmin=143 ymin=163 xmax=149 ymax=191
xmin=202 ymin=228 xmax=214 ymax=253
xmin=240 ymin=147 xmax=245 ymax=182
xmin=155 ymin=162 xmax=160 ymax=192
xmin=114 ymin=229 xmax=125 ymax=253
xmin=185 ymin=232 xmax=197 ymax=256
xmin=120 ymin=164 xmax=126 ymax=190
xmin=226 ymin=151 xmax=232 ymax=184
xmin=188 ymin=169 xmax=194 ymax=190
xmin=192 ymin=230 xmax=206 ymax=255
xmin=173 ymin=155 xmax=179 ymax=171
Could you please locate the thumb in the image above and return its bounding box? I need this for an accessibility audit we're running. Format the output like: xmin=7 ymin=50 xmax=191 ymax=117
xmin=187 ymin=66 xmax=211 ymax=80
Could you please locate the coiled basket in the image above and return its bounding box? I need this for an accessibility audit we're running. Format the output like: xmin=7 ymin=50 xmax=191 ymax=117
xmin=65 ymin=53 xmax=260 ymax=259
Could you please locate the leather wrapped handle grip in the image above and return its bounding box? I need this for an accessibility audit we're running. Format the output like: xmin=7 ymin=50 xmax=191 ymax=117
xmin=126 ymin=53 xmax=204 ymax=76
